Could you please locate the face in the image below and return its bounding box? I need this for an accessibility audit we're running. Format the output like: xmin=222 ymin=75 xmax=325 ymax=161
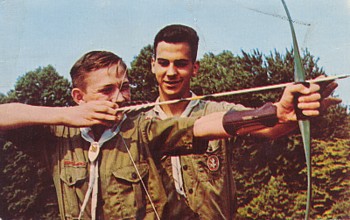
xmin=72 ymin=64 xmax=131 ymax=105
xmin=152 ymin=41 xmax=199 ymax=101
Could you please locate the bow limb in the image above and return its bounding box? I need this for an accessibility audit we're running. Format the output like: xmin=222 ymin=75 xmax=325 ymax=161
xmin=281 ymin=1 xmax=311 ymax=219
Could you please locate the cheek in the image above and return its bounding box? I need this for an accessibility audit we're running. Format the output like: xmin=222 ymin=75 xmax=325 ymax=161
xmin=179 ymin=70 xmax=193 ymax=80
xmin=154 ymin=72 xmax=163 ymax=83
xmin=90 ymin=93 xmax=109 ymax=101
xmin=154 ymin=65 xmax=166 ymax=75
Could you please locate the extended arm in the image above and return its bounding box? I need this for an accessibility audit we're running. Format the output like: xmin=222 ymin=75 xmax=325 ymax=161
xmin=0 ymin=101 xmax=119 ymax=130
xmin=257 ymin=79 xmax=341 ymax=139
xmin=193 ymin=79 xmax=341 ymax=139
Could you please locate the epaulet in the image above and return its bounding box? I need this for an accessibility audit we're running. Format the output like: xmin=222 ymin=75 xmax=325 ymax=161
xmin=137 ymin=111 xmax=161 ymax=121
xmin=144 ymin=115 xmax=161 ymax=120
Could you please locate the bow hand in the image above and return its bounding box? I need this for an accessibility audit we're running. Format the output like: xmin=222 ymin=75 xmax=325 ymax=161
xmin=275 ymin=82 xmax=322 ymax=123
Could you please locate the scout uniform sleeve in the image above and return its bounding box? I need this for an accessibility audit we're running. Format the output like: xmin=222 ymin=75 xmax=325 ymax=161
xmin=139 ymin=114 xmax=208 ymax=159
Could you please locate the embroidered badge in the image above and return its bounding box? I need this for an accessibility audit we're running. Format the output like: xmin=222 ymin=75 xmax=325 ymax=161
xmin=64 ymin=161 xmax=87 ymax=167
xmin=88 ymin=142 xmax=100 ymax=162
xmin=207 ymin=155 xmax=220 ymax=172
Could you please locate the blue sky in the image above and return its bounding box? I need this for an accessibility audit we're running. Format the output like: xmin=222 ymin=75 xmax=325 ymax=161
xmin=1 ymin=0 xmax=349 ymax=106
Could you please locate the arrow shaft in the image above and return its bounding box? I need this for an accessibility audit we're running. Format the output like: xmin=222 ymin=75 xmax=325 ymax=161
xmin=118 ymin=74 xmax=349 ymax=113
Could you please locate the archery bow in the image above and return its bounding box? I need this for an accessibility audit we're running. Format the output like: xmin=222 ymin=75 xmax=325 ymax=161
xmin=281 ymin=0 xmax=311 ymax=219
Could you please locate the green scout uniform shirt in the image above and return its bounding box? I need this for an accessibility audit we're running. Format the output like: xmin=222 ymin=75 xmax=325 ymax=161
xmin=146 ymin=99 xmax=249 ymax=220
xmin=6 ymin=112 xmax=206 ymax=220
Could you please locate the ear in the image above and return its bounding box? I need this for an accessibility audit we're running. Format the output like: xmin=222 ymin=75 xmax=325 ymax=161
xmin=71 ymin=88 xmax=85 ymax=105
xmin=151 ymin=57 xmax=156 ymax=74
xmin=192 ymin=61 xmax=200 ymax=77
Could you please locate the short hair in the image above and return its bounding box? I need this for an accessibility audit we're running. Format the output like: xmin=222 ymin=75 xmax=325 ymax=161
xmin=70 ymin=51 xmax=126 ymax=90
xmin=153 ymin=24 xmax=199 ymax=62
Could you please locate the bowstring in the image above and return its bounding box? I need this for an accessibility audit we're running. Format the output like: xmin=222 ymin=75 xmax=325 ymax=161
xmin=115 ymin=61 xmax=161 ymax=219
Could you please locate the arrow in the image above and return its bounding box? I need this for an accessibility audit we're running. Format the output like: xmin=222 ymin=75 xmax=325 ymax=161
xmin=118 ymin=74 xmax=349 ymax=113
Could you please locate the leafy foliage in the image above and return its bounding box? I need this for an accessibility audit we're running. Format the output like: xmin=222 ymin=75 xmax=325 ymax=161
xmin=311 ymin=139 xmax=350 ymax=219
xmin=0 ymin=65 xmax=71 ymax=219
xmin=5 ymin=65 xmax=73 ymax=106
xmin=0 ymin=140 xmax=59 ymax=219
xmin=192 ymin=51 xmax=255 ymax=105
xmin=128 ymin=44 xmax=158 ymax=101
xmin=237 ymin=175 xmax=297 ymax=219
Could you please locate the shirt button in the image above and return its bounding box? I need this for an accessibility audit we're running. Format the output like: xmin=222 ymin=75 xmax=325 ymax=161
xmin=188 ymin=189 xmax=193 ymax=194
xmin=183 ymin=165 xmax=188 ymax=170
xmin=131 ymin=172 xmax=137 ymax=179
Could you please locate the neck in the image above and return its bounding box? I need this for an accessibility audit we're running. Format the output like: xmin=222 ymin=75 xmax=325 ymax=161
xmin=91 ymin=125 xmax=106 ymax=141
xmin=159 ymin=92 xmax=192 ymax=117
xmin=159 ymin=100 xmax=190 ymax=117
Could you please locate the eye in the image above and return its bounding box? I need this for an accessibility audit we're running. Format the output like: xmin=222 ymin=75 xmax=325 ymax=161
xmin=174 ymin=60 xmax=190 ymax=68
xmin=157 ymin=59 xmax=169 ymax=67
xmin=99 ymin=86 xmax=114 ymax=95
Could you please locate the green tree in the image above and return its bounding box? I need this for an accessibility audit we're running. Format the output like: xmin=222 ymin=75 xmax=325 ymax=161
xmin=237 ymin=175 xmax=297 ymax=219
xmin=0 ymin=93 xmax=6 ymax=103
xmin=128 ymin=44 xmax=158 ymax=101
xmin=192 ymin=51 xmax=253 ymax=105
xmin=6 ymin=65 xmax=73 ymax=106
xmin=0 ymin=65 xmax=71 ymax=219
xmin=0 ymin=140 xmax=59 ymax=219
xmin=311 ymin=139 xmax=350 ymax=219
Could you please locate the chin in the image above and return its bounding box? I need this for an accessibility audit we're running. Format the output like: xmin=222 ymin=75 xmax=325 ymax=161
xmin=166 ymin=93 xmax=183 ymax=100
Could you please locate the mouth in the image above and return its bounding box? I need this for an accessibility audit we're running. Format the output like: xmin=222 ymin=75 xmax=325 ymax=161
xmin=164 ymin=79 xmax=182 ymax=87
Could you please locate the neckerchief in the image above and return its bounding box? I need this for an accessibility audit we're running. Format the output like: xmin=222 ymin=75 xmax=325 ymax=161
xmin=78 ymin=115 xmax=126 ymax=220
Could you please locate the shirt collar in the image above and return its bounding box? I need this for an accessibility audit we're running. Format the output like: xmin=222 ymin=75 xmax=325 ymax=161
xmin=80 ymin=114 xmax=127 ymax=145
xmin=153 ymin=91 xmax=200 ymax=119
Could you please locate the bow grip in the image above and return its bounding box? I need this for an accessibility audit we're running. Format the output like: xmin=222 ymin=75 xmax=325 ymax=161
xmin=293 ymin=82 xmax=311 ymax=120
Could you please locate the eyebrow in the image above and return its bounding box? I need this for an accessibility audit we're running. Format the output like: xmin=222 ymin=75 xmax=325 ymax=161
xmin=97 ymin=84 xmax=114 ymax=92
xmin=157 ymin=58 xmax=190 ymax=62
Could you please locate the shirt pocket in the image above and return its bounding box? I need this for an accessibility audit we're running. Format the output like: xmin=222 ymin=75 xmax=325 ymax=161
xmin=107 ymin=162 xmax=150 ymax=219
xmin=60 ymin=160 xmax=88 ymax=186
xmin=112 ymin=162 xmax=149 ymax=182
xmin=59 ymin=160 xmax=89 ymax=217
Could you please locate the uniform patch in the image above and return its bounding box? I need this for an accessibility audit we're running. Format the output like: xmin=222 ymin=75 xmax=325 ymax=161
xmin=64 ymin=161 xmax=87 ymax=167
xmin=207 ymin=155 xmax=220 ymax=171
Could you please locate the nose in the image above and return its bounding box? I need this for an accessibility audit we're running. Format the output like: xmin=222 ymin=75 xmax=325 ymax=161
xmin=111 ymin=89 xmax=125 ymax=103
xmin=166 ymin=63 xmax=177 ymax=76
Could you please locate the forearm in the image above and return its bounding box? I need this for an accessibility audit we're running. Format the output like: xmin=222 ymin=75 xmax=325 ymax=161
xmin=193 ymin=103 xmax=295 ymax=140
xmin=250 ymin=122 xmax=298 ymax=139
xmin=193 ymin=112 xmax=230 ymax=139
xmin=0 ymin=103 xmax=68 ymax=130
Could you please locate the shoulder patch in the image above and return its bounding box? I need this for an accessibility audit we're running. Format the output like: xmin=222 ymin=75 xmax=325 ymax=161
xmin=207 ymin=155 xmax=220 ymax=172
